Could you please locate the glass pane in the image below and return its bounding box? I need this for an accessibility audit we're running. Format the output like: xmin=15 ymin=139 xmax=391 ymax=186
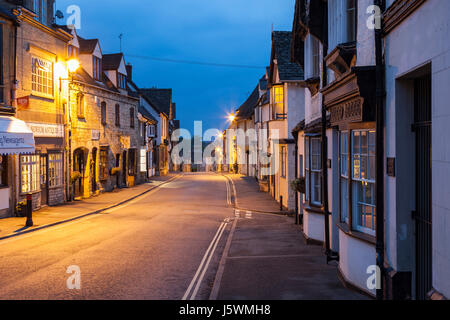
xmin=353 ymin=131 xmax=360 ymax=155
xmin=340 ymin=178 xmax=349 ymax=223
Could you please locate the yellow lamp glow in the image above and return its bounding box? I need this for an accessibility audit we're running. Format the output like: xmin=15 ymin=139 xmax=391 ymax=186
xmin=67 ymin=59 xmax=80 ymax=73
xmin=228 ymin=113 xmax=236 ymax=122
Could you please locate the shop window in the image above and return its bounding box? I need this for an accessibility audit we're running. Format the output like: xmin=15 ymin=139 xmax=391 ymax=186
xmin=99 ymin=147 xmax=109 ymax=180
xmin=339 ymin=131 xmax=349 ymax=223
xmin=305 ymin=136 xmax=322 ymax=206
xmin=48 ymin=153 xmax=63 ymax=187
xmin=32 ymin=56 xmax=53 ymax=97
xmin=21 ymin=155 xmax=40 ymax=194
xmin=140 ymin=149 xmax=147 ymax=173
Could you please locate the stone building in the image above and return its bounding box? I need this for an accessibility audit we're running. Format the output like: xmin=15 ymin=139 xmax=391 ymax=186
xmin=65 ymin=27 xmax=141 ymax=199
xmin=0 ymin=0 xmax=72 ymax=214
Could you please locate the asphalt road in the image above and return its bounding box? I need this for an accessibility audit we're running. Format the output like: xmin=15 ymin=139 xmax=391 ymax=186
xmin=0 ymin=173 xmax=234 ymax=300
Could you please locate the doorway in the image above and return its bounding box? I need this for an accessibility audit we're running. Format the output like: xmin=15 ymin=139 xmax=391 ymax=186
xmin=413 ymin=74 xmax=432 ymax=300
xmin=40 ymin=154 xmax=48 ymax=206
xmin=122 ymin=150 xmax=127 ymax=186
xmin=73 ymin=148 xmax=85 ymax=198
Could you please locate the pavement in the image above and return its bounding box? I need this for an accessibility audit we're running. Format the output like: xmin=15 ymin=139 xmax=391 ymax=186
xmin=0 ymin=173 xmax=179 ymax=240
xmin=212 ymin=173 xmax=366 ymax=300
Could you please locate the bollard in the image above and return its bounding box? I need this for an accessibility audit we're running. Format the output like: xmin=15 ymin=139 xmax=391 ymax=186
xmin=280 ymin=196 xmax=283 ymax=211
xmin=25 ymin=194 xmax=33 ymax=227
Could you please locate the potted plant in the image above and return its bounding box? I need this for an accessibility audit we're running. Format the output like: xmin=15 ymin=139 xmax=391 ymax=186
xmin=16 ymin=200 xmax=27 ymax=217
xmin=290 ymin=177 xmax=306 ymax=193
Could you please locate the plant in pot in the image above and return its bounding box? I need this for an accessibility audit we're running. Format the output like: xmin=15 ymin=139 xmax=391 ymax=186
xmin=70 ymin=171 xmax=82 ymax=200
xmin=16 ymin=200 xmax=27 ymax=217
xmin=290 ymin=177 xmax=306 ymax=194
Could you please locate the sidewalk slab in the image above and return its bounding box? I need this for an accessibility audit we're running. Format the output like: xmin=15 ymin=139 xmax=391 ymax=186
xmin=215 ymin=173 xmax=367 ymax=300
xmin=224 ymin=174 xmax=289 ymax=214
xmin=0 ymin=173 xmax=178 ymax=240
xmin=216 ymin=213 xmax=367 ymax=300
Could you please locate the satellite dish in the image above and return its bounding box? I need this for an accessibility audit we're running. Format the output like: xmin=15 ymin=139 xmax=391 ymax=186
xmin=55 ymin=10 xmax=64 ymax=19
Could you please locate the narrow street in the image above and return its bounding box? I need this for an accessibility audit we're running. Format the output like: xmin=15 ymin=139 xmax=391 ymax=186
xmin=0 ymin=173 xmax=233 ymax=300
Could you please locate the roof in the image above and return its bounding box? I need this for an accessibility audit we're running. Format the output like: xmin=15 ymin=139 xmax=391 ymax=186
xmin=139 ymin=105 xmax=157 ymax=123
xmin=102 ymin=53 xmax=124 ymax=71
xmin=72 ymin=67 xmax=119 ymax=93
xmin=78 ymin=36 xmax=99 ymax=54
xmin=236 ymin=85 xmax=259 ymax=120
xmin=270 ymin=31 xmax=304 ymax=82
xmin=259 ymin=75 xmax=268 ymax=91
xmin=140 ymin=89 xmax=172 ymax=117
xmin=173 ymin=120 xmax=180 ymax=130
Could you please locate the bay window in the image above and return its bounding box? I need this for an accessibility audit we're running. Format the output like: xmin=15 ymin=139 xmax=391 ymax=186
xmin=339 ymin=129 xmax=376 ymax=236
xmin=305 ymin=135 xmax=322 ymax=206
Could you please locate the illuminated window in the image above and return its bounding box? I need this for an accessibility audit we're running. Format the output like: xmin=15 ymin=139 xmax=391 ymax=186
xmin=272 ymin=85 xmax=285 ymax=119
xmin=48 ymin=153 xmax=63 ymax=187
xmin=32 ymin=57 xmax=53 ymax=97
xmin=140 ymin=149 xmax=147 ymax=173
xmin=20 ymin=155 xmax=40 ymax=194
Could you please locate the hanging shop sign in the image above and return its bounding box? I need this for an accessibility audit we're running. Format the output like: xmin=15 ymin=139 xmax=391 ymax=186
xmin=17 ymin=96 xmax=30 ymax=110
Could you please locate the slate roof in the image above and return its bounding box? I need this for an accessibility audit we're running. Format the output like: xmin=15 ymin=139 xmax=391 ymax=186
xmin=236 ymin=85 xmax=259 ymax=120
xmin=271 ymin=31 xmax=304 ymax=82
xmin=140 ymin=89 xmax=172 ymax=117
xmin=78 ymin=36 xmax=99 ymax=54
xmin=103 ymin=53 xmax=124 ymax=71
xmin=139 ymin=105 xmax=157 ymax=123
xmin=72 ymin=67 xmax=119 ymax=93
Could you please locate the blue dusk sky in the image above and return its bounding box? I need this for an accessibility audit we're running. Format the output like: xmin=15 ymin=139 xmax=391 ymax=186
xmin=56 ymin=0 xmax=295 ymax=137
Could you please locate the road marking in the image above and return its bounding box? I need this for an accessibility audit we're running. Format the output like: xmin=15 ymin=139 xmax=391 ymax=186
xmin=182 ymin=221 xmax=227 ymax=300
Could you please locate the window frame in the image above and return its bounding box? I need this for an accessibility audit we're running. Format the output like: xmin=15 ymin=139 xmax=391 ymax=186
xmin=101 ymin=101 xmax=107 ymax=125
xmin=117 ymin=73 xmax=127 ymax=89
xmin=115 ymin=104 xmax=120 ymax=127
xmin=20 ymin=154 xmax=40 ymax=194
xmin=272 ymin=85 xmax=285 ymax=120
xmin=76 ymin=92 xmax=85 ymax=119
xmin=48 ymin=152 xmax=64 ymax=188
xmin=280 ymin=145 xmax=287 ymax=178
xmin=99 ymin=147 xmax=109 ymax=181
xmin=130 ymin=107 xmax=135 ymax=128
xmin=31 ymin=56 xmax=54 ymax=98
xmin=93 ymin=56 xmax=102 ymax=81
xmin=305 ymin=135 xmax=322 ymax=207
xmin=339 ymin=128 xmax=376 ymax=236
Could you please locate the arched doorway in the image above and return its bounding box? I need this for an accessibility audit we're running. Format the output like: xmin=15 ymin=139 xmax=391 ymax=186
xmin=73 ymin=148 xmax=87 ymax=199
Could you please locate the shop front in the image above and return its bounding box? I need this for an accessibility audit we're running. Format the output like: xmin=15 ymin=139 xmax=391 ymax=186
xmin=0 ymin=114 xmax=35 ymax=218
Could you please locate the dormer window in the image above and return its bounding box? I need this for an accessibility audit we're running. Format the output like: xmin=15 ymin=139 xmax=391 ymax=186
xmin=68 ymin=45 xmax=79 ymax=59
xmin=93 ymin=56 xmax=102 ymax=81
xmin=118 ymin=73 xmax=127 ymax=89
xmin=33 ymin=0 xmax=48 ymax=25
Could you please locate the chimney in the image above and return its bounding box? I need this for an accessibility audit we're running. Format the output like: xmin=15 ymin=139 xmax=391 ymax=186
xmin=126 ymin=63 xmax=132 ymax=81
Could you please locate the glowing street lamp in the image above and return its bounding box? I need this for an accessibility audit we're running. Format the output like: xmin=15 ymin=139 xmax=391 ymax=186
xmin=67 ymin=58 xmax=80 ymax=74
xmin=228 ymin=113 xmax=236 ymax=122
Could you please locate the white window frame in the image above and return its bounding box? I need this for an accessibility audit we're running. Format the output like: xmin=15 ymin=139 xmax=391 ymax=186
xmin=32 ymin=56 xmax=53 ymax=98
xmin=305 ymin=135 xmax=322 ymax=206
xmin=20 ymin=154 xmax=40 ymax=194
xmin=48 ymin=152 xmax=63 ymax=188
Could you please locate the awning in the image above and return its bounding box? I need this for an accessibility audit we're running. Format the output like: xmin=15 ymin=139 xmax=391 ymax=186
xmin=0 ymin=116 xmax=35 ymax=155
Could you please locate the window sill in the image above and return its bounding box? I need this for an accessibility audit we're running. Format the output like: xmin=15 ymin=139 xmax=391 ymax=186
xmin=337 ymin=222 xmax=376 ymax=246
xmin=31 ymin=93 xmax=54 ymax=101
xmin=303 ymin=203 xmax=324 ymax=215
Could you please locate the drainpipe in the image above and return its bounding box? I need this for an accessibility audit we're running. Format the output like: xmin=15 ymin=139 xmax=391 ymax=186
xmin=375 ymin=0 xmax=386 ymax=301
xmin=293 ymin=131 xmax=299 ymax=224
